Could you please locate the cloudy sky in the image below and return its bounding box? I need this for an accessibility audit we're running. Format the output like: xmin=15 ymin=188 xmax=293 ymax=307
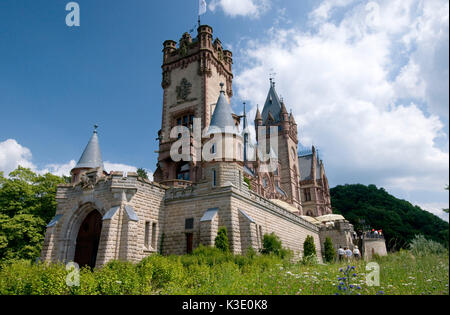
xmin=0 ymin=0 xmax=448 ymax=221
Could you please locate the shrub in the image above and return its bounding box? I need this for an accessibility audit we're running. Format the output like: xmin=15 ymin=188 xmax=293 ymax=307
xmin=301 ymin=254 xmax=319 ymax=266
xmin=324 ymin=237 xmax=336 ymax=263
xmin=303 ymin=235 xmax=316 ymax=258
xmin=137 ymin=255 xmax=185 ymax=290
xmin=261 ymin=232 xmax=282 ymax=256
xmin=409 ymin=235 xmax=447 ymax=256
xmin=215 ymin=227 xmax=230 ymax=252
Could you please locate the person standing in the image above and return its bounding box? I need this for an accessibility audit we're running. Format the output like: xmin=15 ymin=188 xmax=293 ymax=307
xmin=353 ymin=246 xmax=361 ymax=260
xmin=345 ymin=247 xmax=353 ymax=261
xmin=338 ymin=247 xmax=345 ymax=261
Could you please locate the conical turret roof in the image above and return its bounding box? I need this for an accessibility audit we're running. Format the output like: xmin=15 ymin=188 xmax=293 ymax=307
xmin=208 ymin=84 xmax=239 ymax=135
xmin=261 ymin=81 xmax=282 ymax=124
xmin=73 ymin=126 xmax=104 ymax=171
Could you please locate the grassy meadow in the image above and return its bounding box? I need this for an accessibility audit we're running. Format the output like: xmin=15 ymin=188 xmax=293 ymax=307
xmin=0 ymin=247 xmax=448 ymax=295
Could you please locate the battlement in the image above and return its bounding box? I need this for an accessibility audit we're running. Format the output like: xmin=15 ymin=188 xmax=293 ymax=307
xmin=161 ymin=24 xmax=233 ymax=73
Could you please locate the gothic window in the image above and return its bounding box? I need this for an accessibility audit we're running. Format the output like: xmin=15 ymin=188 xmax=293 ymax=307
xmin=175 ymin=114 xmax=195 ymax=130
xmin=177 ymin=163 xmax=190 ymax=181
xmin=304 ymin=188 xmax=312 ymax=202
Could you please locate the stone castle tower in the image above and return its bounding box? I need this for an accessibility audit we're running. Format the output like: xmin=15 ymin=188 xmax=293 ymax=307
xmin=255 ymin=80 xmax=302 ymax=211
xmin=154 ymin=26 xmax=235 ymax=186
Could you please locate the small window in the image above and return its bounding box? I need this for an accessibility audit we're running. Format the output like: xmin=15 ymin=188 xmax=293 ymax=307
xmin=151 ymin=222 xmax=157 ymax=249
xmin=185 ymin=218 xmax=194 ymax=230
xmin=212 ymin=169 xmax=217 ymax=187
xmin=144 ymin=221 xmax=150 ymax=248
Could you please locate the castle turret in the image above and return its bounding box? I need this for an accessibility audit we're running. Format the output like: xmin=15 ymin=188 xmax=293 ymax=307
xmin=71 ymin=125 xmax=104 ymax=183
xmin=203 ymin=83 xmax=244 ymax=188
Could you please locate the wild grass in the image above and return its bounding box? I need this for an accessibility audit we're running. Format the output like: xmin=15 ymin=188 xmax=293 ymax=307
xmin=0 ymin=247 xmax=448 ymax=295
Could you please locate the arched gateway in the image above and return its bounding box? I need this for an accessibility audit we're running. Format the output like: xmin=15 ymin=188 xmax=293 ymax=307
xmin=74 ymin=210 xmax=102 ymax=268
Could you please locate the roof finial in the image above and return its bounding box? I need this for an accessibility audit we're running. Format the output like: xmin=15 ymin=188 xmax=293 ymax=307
xmin=269 ymin=71 xmax=276 ymax=87
xmin=94 ymin=124 xmax=99 ymax=134
xmin=220 ymin=82 xmax=224 ymax=93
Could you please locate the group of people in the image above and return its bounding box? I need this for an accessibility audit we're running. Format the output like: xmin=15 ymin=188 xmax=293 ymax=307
xmin=364 ymin=229 xmax=384 ymax=239
xmin=338 ymin=246 xmax=361 ymax=261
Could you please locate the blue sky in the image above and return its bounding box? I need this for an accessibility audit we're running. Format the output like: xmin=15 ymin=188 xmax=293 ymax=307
xmin=0 ymin=0 xmax=448 ymax=220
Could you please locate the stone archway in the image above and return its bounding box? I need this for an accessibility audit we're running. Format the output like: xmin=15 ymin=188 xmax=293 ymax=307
xmin=74 ymin=210 xmax=102 ymax=268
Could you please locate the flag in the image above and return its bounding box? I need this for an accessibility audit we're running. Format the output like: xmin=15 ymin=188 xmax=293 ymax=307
xmin=199 ymin=0 xmax=207 ymax=16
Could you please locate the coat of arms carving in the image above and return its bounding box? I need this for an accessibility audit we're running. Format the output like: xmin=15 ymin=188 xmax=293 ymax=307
xmin=176 ymin=78 xmax=192 ymax=101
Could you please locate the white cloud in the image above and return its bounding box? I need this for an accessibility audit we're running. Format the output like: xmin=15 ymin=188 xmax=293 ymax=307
xmin=209 ymin=0 xmax=270 ymax=18
xmin=0 ymin=139 xmax=36 ymax=176
xmin=104 ymin=162 xmax=137 ymax=174
xmin=235 ymin=0 xmax=449 ymax=207
xmin=39 ymin=160 xmax=77 ymax=177
xmin=418 ymin=203 xmax=449 ymax=222
xmin=0 ymin=139 xmax=144 ymax=179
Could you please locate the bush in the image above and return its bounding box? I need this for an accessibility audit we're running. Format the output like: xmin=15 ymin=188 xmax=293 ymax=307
xmin=261 ymin=233 xmax=282 ymax=256
xmin=137 ymin=255 xmax=185 ymax=290
xmin=215 ymin=227 xmax=230 ymax=252
xmin=303 ymin=235 xmax=316 ymax=258
xmin=409 ymin=235 xmax=448 ymax=256
xmin=323 ymin=237 xmax=335 ymax=263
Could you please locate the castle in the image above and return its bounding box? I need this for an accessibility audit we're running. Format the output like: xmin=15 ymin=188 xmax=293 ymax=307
xmin=40 ymin=25 xmax=385 ymax=268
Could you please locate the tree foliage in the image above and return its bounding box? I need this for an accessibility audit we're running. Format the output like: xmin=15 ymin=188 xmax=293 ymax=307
xmin=0 ymin=167 xmax=65 ymax=261
xmin=303 ymin=235 xmax=316 ymax=258
xmin=137 ymin=168 xmax=149 ymax=180
xmin=261 ymin=232 xmax=282 ymax=256
xmin=324 ymin=237 xmax=335 ymax=263
xmin=331 ymin=184 xmax=449 ymax=251
xmin=214 ymin=227 xmax=230 ymax=252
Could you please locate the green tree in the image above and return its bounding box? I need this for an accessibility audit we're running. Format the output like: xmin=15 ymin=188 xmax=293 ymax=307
xmin=0 ymin=167 xmax=65 ymax=261
xmin=323 ymin=237 xmax=335 ymax=263
xmin=331 ymin=184 xmax=449 ymax=250
xmin=261 ymin=232 xmax=282 ymax=256
xmin=303 ymin=235 xmax=316 ymax=258
xmin=215 ymin=227 xmax=230 ymax=252
xmin=137 ymin=168 xmax=149 ymax=180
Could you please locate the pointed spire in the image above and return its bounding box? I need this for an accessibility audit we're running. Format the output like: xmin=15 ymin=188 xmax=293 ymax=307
xmin=208 ymin=83 xmax=238 ymax=135
xmin=242 ymin=102 xmax=249 ymax=162
xmin=242 ymin=102 xmax=248 ymax=130
xmin=261 ymin=79 xmax=283 ymax=124
xmin=255 ymin=105 xmax=262 ymax=122
xmin=73 ymin=125 xmax=104 ymax=171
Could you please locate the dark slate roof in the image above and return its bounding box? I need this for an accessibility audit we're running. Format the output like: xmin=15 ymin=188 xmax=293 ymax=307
xmin=74 ymin=130 xmax=104 ymax=170
xmin=208 ymin=90 xmax=239 ymax=134
xmin=261 ymin=83 xmax=282 ymax=124
xmin=298 ymin=154 xmax=320 ymax=181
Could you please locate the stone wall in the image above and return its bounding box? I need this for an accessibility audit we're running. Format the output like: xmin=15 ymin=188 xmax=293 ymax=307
xmin=362 ymin=239 xmax=388 ymax=260
xmin=318 ymin=221 xmax=355 ymax=254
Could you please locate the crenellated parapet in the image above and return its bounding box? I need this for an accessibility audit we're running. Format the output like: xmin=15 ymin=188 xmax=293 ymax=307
xmin=161 ymin=25 xmax=233 ymax=96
